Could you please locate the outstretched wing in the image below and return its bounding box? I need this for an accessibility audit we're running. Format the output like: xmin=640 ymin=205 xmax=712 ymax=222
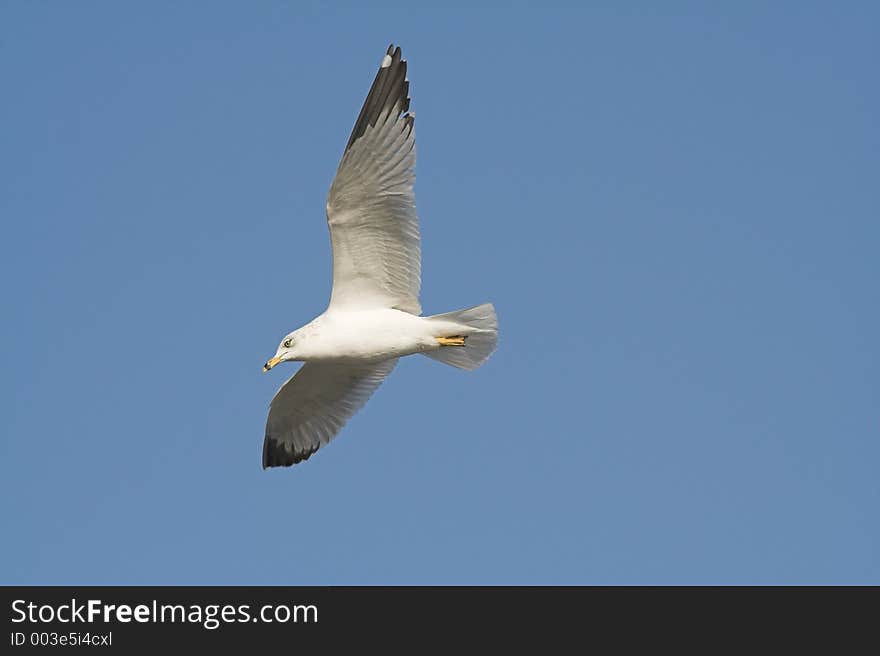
xmin=262 ymin=359 xmax=398 ymax=468
xmin=325 ymin=44 xmax=421 ymax=315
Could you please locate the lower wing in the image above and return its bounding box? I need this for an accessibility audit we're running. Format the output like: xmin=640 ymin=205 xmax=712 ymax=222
xmin=263 ymin=359 xmax=398 ymax=468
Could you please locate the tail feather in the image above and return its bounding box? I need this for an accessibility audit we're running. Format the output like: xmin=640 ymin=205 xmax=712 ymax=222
xmin=422 ymin=303 xmax=497 ymax=370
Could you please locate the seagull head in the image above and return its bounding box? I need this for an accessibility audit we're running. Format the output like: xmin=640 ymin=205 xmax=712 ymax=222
xmin=263 ymin=332 xmax=299 ymax=372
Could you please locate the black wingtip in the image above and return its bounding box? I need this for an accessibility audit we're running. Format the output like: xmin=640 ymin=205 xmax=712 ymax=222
xmin=262 ymin=435 xmax=317 ymax=469
xmin=343 ymin=44 xmax=412 ymax=153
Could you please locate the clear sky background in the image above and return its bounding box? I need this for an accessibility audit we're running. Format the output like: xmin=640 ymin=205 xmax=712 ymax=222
xmin=2 ymin=2 xmax=877 ymax=584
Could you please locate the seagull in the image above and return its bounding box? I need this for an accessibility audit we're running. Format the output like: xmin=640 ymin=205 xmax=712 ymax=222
xmin=260 ymin=44 xmax=498 ymax=468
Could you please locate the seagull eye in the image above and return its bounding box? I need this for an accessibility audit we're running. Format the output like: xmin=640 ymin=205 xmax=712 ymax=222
xmin=282 ymin=338 xmax=292 ymax=349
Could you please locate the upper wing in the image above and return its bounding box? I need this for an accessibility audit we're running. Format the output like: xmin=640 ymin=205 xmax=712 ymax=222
xmin=325 ymin=44 xmax=421 ymax=315
xmin=262 ymin=359 xmax=398 ymax=468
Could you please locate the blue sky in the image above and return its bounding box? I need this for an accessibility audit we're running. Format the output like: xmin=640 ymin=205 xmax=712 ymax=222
xmin=2 ymin=2 xmax=877 ymax=584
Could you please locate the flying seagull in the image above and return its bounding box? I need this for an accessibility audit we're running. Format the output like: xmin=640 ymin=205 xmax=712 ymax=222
xmin=261 ymin=44 xmax=497 ymax=468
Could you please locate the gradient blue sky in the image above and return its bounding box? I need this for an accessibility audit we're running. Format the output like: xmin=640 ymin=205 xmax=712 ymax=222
xmin=2 ymin=2 xmax=878 ymax=584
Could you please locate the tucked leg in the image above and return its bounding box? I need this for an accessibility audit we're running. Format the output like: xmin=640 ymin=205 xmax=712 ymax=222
xmin=435 ymin=336 xmax=466 ymax=347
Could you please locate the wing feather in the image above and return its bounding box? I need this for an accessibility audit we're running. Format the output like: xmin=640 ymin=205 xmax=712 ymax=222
xmin=325 ymin=45 xmax=421 ymax=314
xmin=262 ymin=359 xmax=398 ymax=468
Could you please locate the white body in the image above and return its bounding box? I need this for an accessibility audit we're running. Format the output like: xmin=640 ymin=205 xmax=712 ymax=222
xmin=285 ymin=308 xmax=455 ymax=363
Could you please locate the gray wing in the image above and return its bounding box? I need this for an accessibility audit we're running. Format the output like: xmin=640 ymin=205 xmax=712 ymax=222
xmin=262 ymin=359 xmax=398 ymax=468
xmin=325 ymin=44 xmax=421 ymax=315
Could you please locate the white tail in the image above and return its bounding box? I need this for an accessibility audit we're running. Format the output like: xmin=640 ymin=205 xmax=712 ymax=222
xmin=422 ymin=303 xmax=498 ymax=370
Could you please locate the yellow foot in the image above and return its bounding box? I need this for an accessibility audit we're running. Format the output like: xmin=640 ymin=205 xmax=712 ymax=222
xmin=436 ymin=335 xmax=467 ymax=347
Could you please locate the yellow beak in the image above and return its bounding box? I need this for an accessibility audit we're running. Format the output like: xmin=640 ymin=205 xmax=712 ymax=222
xmin=263 ymin=357 xmax=282 ymax=372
